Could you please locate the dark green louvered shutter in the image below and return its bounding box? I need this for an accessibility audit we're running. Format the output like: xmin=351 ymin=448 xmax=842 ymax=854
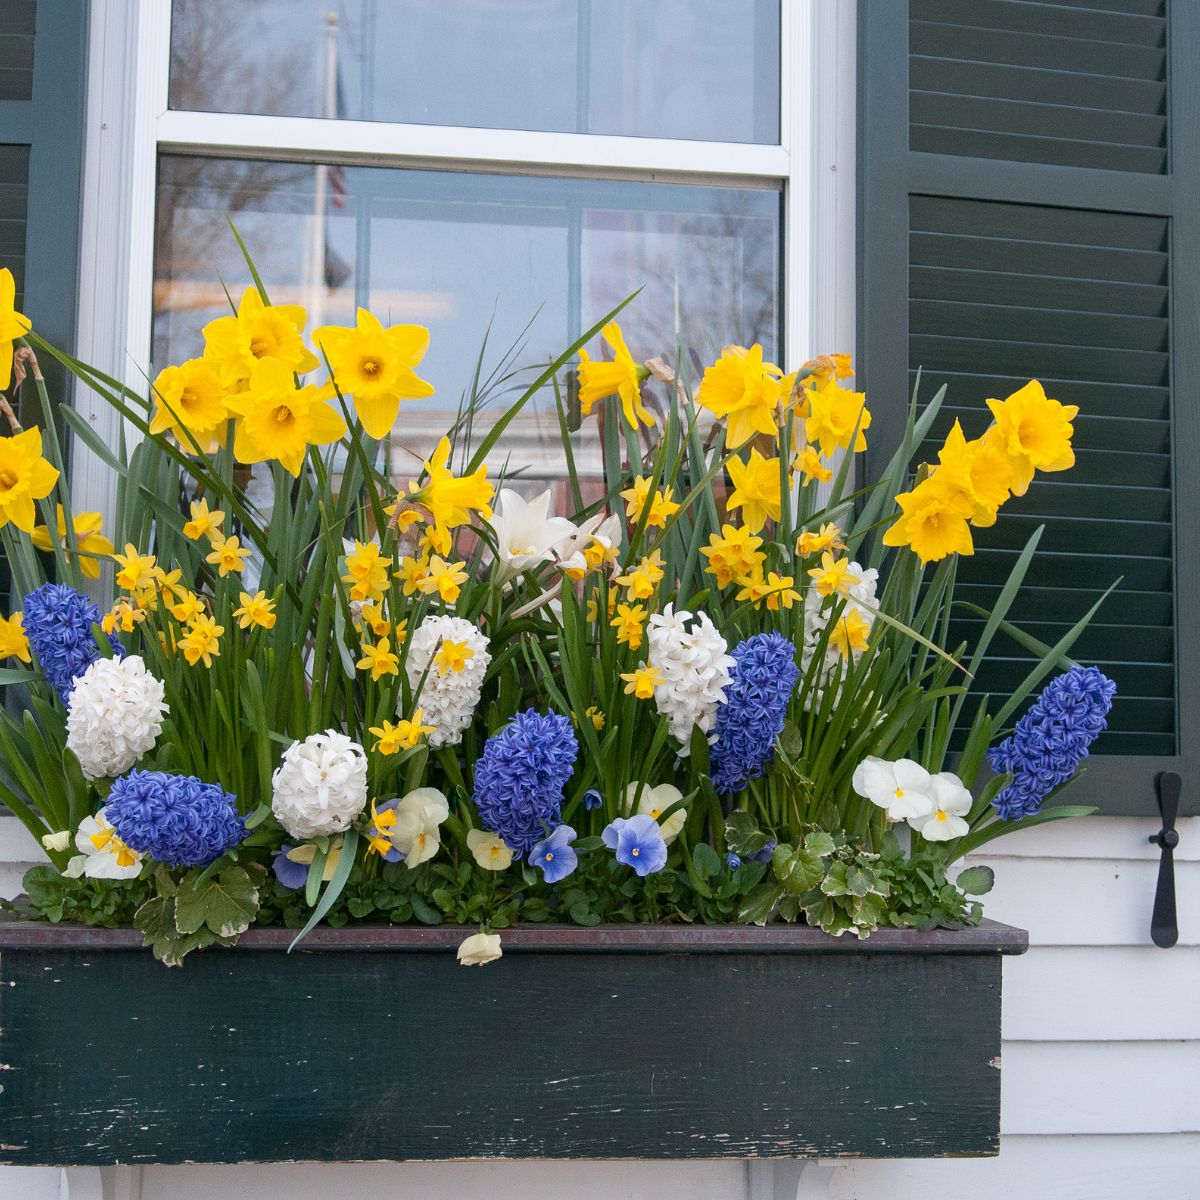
xmin=858 ymin=0 xmax=1199 ymax=816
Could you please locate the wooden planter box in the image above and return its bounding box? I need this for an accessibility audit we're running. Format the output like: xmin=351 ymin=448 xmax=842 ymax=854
xmin=0 ymin=918 xmax=1026 ymax=1165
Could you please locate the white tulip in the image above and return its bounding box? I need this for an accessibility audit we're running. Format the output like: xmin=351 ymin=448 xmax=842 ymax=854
xmin=851 ymin=756 xmax=937 ymax=821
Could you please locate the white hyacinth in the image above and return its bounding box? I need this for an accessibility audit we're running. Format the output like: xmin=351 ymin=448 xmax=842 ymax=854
xmin=405 ymin=614 xmax=491 ymax=748
xmin=801 ymin=561 xmax=879 ymax=704
xmin=65 ymin=655 xmax=168 ymax=781
xmin=646 ymin=604 xmax=735 ymax=753
xmin=271 ymin=730 xmax=368 ymax=839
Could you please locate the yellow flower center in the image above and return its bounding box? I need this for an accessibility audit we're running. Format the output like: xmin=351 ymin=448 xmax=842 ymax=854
xmin=894 ymin=787 xmax=904 ymax=799
xmin=250 ymin=337 xmax=272 ymax=358
xmin=545 ymin=852 xmax=553 ymax=862
xmin=273 ymin=405 xmax=295 ymax=425
xmin=936 ymin=810 xmax=947 ymax=822
xmin=0 ymin=469 xmax=18 ymax=490
xmin=632 ymin=847 xmax=640 ymax=857
xmin=360 ymin=357 xmax=381 ymax=378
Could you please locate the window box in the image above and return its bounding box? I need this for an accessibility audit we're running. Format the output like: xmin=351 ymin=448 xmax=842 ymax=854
xmin=0 ymin=918 xmax=1025 ymax=1164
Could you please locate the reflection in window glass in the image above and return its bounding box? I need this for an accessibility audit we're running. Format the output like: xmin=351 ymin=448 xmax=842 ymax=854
xmin=154 ymin=156 xmax=780 ymax=474
xmin=168 ymin=0 xmax=780 ymax=145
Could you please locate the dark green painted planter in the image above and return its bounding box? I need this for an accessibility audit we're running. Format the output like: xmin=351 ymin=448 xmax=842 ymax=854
xmin=0 ymin=918 xmax=1026 ymax=1165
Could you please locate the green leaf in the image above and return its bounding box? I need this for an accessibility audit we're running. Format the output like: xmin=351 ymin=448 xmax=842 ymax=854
xmin=954 ymin=865 xmax=995 ymax=896
xmin=803 ymin=830 xmax=836 ymax=858
xmin=725 ymin=810 xmax=770 ymax=858
xmin=692 ymin=842 xmax=721 ymax=879
xmin=738 ymin=881 xmax=783 ymax=926
xmin=174 ymin=864 xmax=261 ymax=938
xmin=773 ymin=844 xmax=826 ymax=894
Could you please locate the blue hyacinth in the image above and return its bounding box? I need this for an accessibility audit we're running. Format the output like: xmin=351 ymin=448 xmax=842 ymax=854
xmin=22 ymin=582 xmax=124 ymax=703
xmin=988 ymin=665 xmax=1117 ymax=820
xmin=473 ymin=709 xmax=578 ymax=855
xmin=710 ymin=632 xmax=800 ymax=796
xmin=106 ymin=769 xmax=247 ymax=867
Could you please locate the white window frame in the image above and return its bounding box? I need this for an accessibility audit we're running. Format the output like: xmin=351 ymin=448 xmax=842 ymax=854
xmin=71 ymin=0 xmax=857 ymax=525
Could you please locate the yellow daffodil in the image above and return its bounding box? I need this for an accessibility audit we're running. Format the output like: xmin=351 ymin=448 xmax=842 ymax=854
xmin=620 ymin=475 xmax=680 ymax=529
xmin=577 ymin=321 xmax=653 ymax=429
xmin=30 ymin=507 xmax=113 ymax=579
xmin=393 ymin=617 xmax=408 ymax=645
xmin=113 ymin=543 xmax=156 ymax=592
xmin=615 ymin=549 xmax=665 ymax=600
xmin=102 ymin=600 xmax=140 ymax=635
xmin=313 ymin=308 xmax=435 ymax=439
xmin=621 ymin=664 xmax=662 ymax=699
xmin=467 ymin=828 xmax=515 ymax=871
xmin=419 ymin=555 xmax=468 ymax=604
xmin=793 ymin=444 xmax=833 ymax=486
xmin=696 ymin=343 xmax=795 ymax=448
xmin=179 ymin=613 xmax=223 ymax=667
xmin=700 ymin=523 xmax=764 ymax=588
xmin=737 ymin=570 xmax=799 ymax=611
xmin=986 ymin=380 xmax=1078 ymax=497
xmin=882 ymin=476 xmax=977 ymax=564
xmin=365 ymin=799 xmax=398 ymax=857
xmin=0 ymin=268 xmax=31 ymax=390
xmin=149 ymin=357 xmax=229 ymax=453
xmin=342 ymin=540 xmax=390 ymax=603
xmin=233 ymin=590 xmax=276 ymax=630
xmin=357 ymin=602 xmax=391 ymax=638
xmin=170 ymin=591 xmax=205 ymax=624
xmin=611 ymin=602 xmax=647 ymax=650
xmin=801 ymin=353 xmax=853 ymax=382
xmin=804 ymin=376 xmax=872 ymax=457
xmin=183 ymin=497 xmax=226 ymax=542
xmin=397 ymin=553 xmax=429 ymax=596
xmin=807 ymin=551 xmax=860 ymax=598
xmin=404 ymin=436 xmax=494 ymax=551
xmin=933 ymin=420 xmax=1014 ymax=528
xmin=0 ymin=611 xmax=29 ymax=662
xmin=726 ymin=448 xmax=781 ymax=534
xmin=433 ymin=638 xmax=474 ymax=675
xmin=370 ymin=708 xmax=435 ymax=755
xmin=0 ymin=428 xmax=59 ymax=533
xmin=206 ymin=534 xmax=252 ymax=577
xmin=202 ymin=285 xmax=320 ymax=388
xmin=356 ymin=636 xmax=400 ymax=681
xmin=584 ymin=706 xmax=605 ymax=731
xmin=225 ymin=357 xmax=348 ymax=477
xmin=828 ymin=607 xmax=872 ymax=660
xmin=796 ymin=522 xmax=845 ymax=558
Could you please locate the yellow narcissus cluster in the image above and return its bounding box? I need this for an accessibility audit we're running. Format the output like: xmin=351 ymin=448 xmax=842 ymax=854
xmin=884 ymin=381 xmax=1077 ymax=564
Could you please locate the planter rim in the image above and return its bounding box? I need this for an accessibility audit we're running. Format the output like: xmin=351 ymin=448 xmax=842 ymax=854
xmin=0 ymin=913 xmax=1027 ymax=954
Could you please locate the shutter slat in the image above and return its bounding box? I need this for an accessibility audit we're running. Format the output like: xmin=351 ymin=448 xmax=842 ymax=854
xmin=910 ymin=266 xmax=1166 ymax=317
xmin=909 ymin=371 xmax=1169 ymax=421
xmin=910 ymin=300 xmax=1167 ymax=351
xmin=914 ymin=0 xmax=1165 ymax=45
xmin=910 ymin=124 xmax=1167 ymax=174
xmin=910 ymin=232 xmax=1167 ymax=283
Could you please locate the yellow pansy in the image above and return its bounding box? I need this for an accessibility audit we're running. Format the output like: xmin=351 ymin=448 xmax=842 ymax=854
xmin=149 ymin=357 xmax=229 ymax=453
xmin=183 ymin=497 xmax=226 ymax=542
xmin=31 ymin=507 xmax=113 ymax=579
xmin=225 ymin=356 xmax=348 ymax=477
xmin=0 ymin=611 xmax=30 ymax=662
xmin=233 ymin=590 xmax=276 ymax=630
xmin=313 ymin=308 xmax=434 ymax=439
xmin=726 ymin=448 xmax=782 ymax=534
xmin=0 ymin=428 xmax=59 ymax=533
xmin=696 ymin=343 xmax=795 ymax=448
xmin=202 ymin=285 xmax=320 ymax=387
xmin=206 ymin=534 xmax=252 ymax=577
xmin=356 ymin=636 xmax=400 ymax=681
xmin=577 ymin=321 xmax=654 ymax=429
xmin=0 ymin=268 xmax=31 ymax=390
xmin=986 ymin=380 xmax=1077 ymax=497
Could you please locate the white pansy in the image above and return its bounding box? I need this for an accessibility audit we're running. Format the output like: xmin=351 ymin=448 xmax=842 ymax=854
xmin=467 ymin=828 xmax=514 ymax=871
xmin=851 ymin=756 xmax=937 ymax=821
xmin=486 ymin=488 xmax=578 ymax=584
xmin=271 ymin=730 xmax=368 ymax=839
xmin=405 ymin=615 xmax=491 ymax=748
xmin=65 ymin=655 xmax=168 ymax=781
xmin=909 ymin=771 xmax=972 ymax=841
xmin=457 ymin=930 xmax=503 ymax=966
xmin=625 ymin=782 xmax=687 ymax=845
xmin=646 ymin=604 xmax=735 ymax=753
xmin=386 ymin=787 xmax=450 ymax=868
xmin=62 ymin=808 xmax=143 ymax=880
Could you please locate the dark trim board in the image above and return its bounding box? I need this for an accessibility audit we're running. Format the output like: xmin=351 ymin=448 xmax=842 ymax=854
xmin=0 ymin=920 xmax=1023 ymax=1164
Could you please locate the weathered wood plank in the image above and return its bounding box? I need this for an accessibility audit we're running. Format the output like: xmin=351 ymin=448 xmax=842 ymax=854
xmin=0 ymin=932 xmax=1011 ymax=1165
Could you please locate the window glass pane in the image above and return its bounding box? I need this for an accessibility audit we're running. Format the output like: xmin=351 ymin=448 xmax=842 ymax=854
xmin=153 ymin=155 xmax=781 ymax=473
xmin=168 ymin=0 xmax=780 ymax=144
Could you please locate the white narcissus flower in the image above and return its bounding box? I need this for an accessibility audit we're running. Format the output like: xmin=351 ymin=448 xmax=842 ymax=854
xmin=386 ymin=787 xmax=449 ymax=868
xmin=558 ymin=511 xmax=622 ymax=579
xmin=646 ymin=604 xmax=734 ymax=753
xmin=405 ymin=614 xmax=491 ymax=748
xmin=467 ymin=828 xmax=514 ymax=871
xmin=625 ymin=782 xmax=687 ymax=845
xmin=851 ymin=756 xmax=937 ymax=821
xmin=909 ymin=772 xmax=972 ymax=841
xmin=63 ymin=808 xmax=143 ymax=879
xmin=271 ymin=730 xmax=368 ymax=839
xmin=65 ymin=655 xmax=168 ymax=781
xmin=800 ymin=562 xmax=879 ymax=706
xmin=486 ymin=488 xmax=578 ymax=584
xmin=457 ymin=931 xmax=502 ymax=966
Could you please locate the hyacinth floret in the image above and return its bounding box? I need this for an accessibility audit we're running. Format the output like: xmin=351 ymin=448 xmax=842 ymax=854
xmin=405 ymin=614 xmax=491 ymax=748
xmin=710 ymin=632 xmax=800 ymax=796
xmin=988 ymin=665 xmax=1116 ymax=820
xmin=66 ymin=655 xmax=168 ymax=780
xmin=473 ymin=709 xmax=578 ymax=855
xmin=646 ymin=604 xmax=735 ymax=752
xmin=106 ymin=769 xmax=246 ymax=867
xmin=22 ymin=582 xmax=124 ymax=703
